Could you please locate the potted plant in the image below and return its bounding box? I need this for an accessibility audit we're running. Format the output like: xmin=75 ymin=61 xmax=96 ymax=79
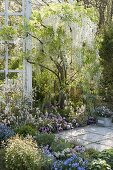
xmin=94 ymin=106 xmax=113 ymax=127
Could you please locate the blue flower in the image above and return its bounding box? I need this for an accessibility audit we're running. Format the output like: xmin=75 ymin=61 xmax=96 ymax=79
xmin=52 ymin=152 xmax=87 ymax=170
xmin=82 ymin=160 xmax=88 ymax=166
xmin=72 ymin=163 xmax=79 ymax=168
xmin=55 ymin=168 xmax=58 ymax=170
xmin=63 ymin=159 xmax=70 ymax=165
xmin=77 ymin=167 xmax=85 ymax=170
xmin=0 ymin=124 xmax=15 ymax=141
xmin=72 ymin=154 xmax=77 ymax=159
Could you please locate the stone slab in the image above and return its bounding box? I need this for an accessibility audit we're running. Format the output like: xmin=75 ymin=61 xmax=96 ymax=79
xmin=83 ymin=125 xmax=113 ymax=136
xmin=97 ymin=139 xmax=113 ymax=147
xmin=56 ymin=125 xmax=113 ymax=151
xmin=65 ymin=136 xmax=91 ymax=146
xmin=85 ymin=143 xmax=112 ymax=152
xmin=57 ymin=128 xmax=88 ymax=138
xmin=75 ymin=132 xmax=104 ymax=143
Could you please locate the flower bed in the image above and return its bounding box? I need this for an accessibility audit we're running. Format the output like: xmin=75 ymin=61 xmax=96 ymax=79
xmin=42 ymin=143 xmax=88 ymax=170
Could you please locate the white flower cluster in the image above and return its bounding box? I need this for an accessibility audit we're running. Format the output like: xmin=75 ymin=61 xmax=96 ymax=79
xmin=0 ymin=77 xmax=36 ymax=126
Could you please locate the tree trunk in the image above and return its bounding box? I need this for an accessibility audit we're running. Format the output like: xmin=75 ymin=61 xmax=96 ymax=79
xmin=98 ymin=7 xmax=106 ymax=28
xmin=59 ymin=90 xmax=66 ymax=109
xmin=106 ymin=0 xmax=113 ymax=24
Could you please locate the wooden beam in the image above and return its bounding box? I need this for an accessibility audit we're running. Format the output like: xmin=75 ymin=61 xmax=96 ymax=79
xmin=0 ymin=12 xmax=23 ymax=16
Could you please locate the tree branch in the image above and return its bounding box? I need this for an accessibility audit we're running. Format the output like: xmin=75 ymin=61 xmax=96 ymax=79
xmin=26 ymin=58 xmax=61 ymax=82
xmin=28 ymin=32 xmax=43 ymax=44
xmin=42 ymin=0 xmax=49 ymax=6
xmin=38 ymin=64 xmax=58 ymax=77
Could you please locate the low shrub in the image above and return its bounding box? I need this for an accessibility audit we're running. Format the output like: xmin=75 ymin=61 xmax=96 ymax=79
xmin=0 ymin=124 xmax=15 ymax=142
xmin=75 ymin=112 xmax=88 ymax=127
xmin=88 ymin=159 xmax=111 ymax=170
xmin=35 ymin=133 xmax=55 ymax=146
xmin=15 ymin=124 xmax=36 ymax=137
xmin=37 ymin=112 xmax=74 ymax=133
xmin=37 ymin=119 xmax=53 ymax=131
xmin=74 ymin=105 xmax=88 ymax=126
xmin=82 ymin=148 xmax=100 ymax=160
xmin=5 ymin=135 xmax=43 ymax=170
xmin=51 ymin=138 xmax=73 ymax=152
xmin=98 ymin=149 xmax=113 ymax=168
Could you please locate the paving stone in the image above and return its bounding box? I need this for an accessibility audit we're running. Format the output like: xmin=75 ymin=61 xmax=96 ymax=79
xmin=97 ymin=139 xmax=113 ymax=147
xmin=61 ymin=135 xmax=91 ymax=145
xmin=107 ymin=125 xmax=113 ymax=130
xmin=84 ymin=125 xmax=113 ymax=136
xmin=71 ymin=138 xmax=92 ymax=146
xmin=85 ymin=143 xmax=112 ymax=151
xmin=57 ymin=128 xmax=88 ymax=138
xmin=56 ymin=125 xmax=113 ymax=151
xmin=75 ymin=132 xmax=104 ymax=143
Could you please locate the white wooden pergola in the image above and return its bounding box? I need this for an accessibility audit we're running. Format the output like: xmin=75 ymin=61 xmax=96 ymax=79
xmin=0 ymin=0 xmax=32 ymax=98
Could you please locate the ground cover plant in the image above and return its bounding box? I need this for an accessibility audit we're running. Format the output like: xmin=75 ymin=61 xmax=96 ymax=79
xmin=35 ymin=133 xmax=55 ymax=147
xmin=88 ymin=159 xmax=112 ymax=170
xmin=52 ymin=154 xmax=88 ymax=170
xmin=98 ymin=149 xmax=113 ymax=169
xmin=15 ymin=124 xmax=36 ymax=137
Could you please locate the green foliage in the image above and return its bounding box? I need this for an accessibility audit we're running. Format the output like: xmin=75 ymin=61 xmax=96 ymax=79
xmin=0 ymin=26 xmax=17 ymax=40
xmin=79 ymin=46 xmax=100 ymax=114
xmin=33 ymin=69 xmax=56 ymax=104
xmin=99 ymin=23 xmax=113 ymax=105
xmin=88 ymin=159 xmax=111 ymax=170
xmin=35 ymin=133 xmax=55 ymax=147
xmin=100 ymin=25 xmax=113 ymax=61
xmin=5 ymin=135 xmax=43 ymax=170
xmin=15 ymin=124 xmax=36 ymax=137
xmin=72 ymin=105 xmax=88 ymax=126
xmin=98 ymin=149 xmax=113 ymax=169
xmin=51 ymin=138 xmax=73 ymax=152
xmin=0 ymin=149 xmax=6 ymax=170
xmin=8 ymin=56 xmax=22 ymax=70
xmin=82 ymin=148 xmax=100 ymax=160
xmin=58 ymin=101 xmax=74 ymax=119
xmin=37 ymin=118 xmax=53 ymax=131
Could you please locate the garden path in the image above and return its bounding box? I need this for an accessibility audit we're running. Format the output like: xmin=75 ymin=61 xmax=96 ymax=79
xmin=56 ymin=125 xmax=113 ymax=151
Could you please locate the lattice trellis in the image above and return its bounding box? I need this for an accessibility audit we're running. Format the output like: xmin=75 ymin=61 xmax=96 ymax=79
xmin=0 ymin=0 xmax=32 ymax=97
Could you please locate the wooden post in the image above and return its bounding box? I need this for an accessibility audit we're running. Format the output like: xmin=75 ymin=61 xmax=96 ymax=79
xmin=23 ymin=0 xmax=32 ymax=103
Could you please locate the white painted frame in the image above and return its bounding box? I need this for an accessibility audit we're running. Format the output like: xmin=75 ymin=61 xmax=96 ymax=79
xmin=0 ymin=0 xmax=32 ymax=98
